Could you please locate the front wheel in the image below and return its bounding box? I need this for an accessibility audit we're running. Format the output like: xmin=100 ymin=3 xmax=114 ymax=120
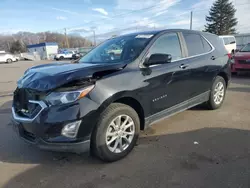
xmin=206 ymin=76 xmax=226 ymax=110
xmin=92 ymin=103 xmax=140 ymax=162
xmin=6 ymin=58 xmax=12 ymax=63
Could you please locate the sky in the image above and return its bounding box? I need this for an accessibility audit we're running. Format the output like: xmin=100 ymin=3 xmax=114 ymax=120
xmin=1 ymin=0 xmax=250 ymax=40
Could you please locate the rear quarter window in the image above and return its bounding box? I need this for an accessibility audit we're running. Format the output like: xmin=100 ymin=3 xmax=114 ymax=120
xmin=183 ymin=33 xmax=212 ymax=56
xmin=204 ymin=33 xmax=227 ymax=56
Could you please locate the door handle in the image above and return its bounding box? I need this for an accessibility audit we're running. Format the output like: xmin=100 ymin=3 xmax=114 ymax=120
xmin=179 ymin=64 xmax=189 ymax=69
xmin=211 ymin=56 xmax=216 ymax=60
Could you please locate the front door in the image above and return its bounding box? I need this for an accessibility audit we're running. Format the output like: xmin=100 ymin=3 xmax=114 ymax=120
xmin=141 ymin=32 xmax=192 ymax=116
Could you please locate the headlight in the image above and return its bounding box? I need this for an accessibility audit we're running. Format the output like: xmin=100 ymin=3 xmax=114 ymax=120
xmin=45 ymin=85 xmax=94 ymax=105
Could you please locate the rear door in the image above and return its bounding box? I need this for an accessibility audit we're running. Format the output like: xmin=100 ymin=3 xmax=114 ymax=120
xmin=141 ymin=32 xmax=192 ymax=115
xmin=182 ymin=32 xmax=215 ymax=98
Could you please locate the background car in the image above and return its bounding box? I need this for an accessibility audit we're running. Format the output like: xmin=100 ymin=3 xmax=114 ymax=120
xmin=219 ymin=35 xmax=237 ymax=55
xmin=0 ymin=53 xmax=19 ymax=63
xmin=231 ymin=43 xmax=250 ymax=74
xmin=72 ymin=47 xmax=93 ymax=60
xmin=72 ymin=52 xmax=84 ymax=60
xmin=54 ymin=50 xmax=75 ymax=60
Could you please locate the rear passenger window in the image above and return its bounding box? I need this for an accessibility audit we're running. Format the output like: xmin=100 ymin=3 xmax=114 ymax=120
xmin=183 ymin=33 xmax=212 ymax=56
xmin=150 ymin=33 xmax=182 ymax=61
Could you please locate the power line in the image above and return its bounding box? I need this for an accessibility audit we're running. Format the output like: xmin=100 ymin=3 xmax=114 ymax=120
xmin=64 ymin=2 xmax=250 ymax=32
xmin=49 ymin=1 xmax=250 ymax=39
xmin=58 ymin=3 xmax=176 ymax=32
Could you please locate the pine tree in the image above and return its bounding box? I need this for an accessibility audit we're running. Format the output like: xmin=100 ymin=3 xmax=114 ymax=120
xmin=10 ymin=40 xmax=26 ymax=53
xmin=204 ymin=0 xmax=238 ymax=35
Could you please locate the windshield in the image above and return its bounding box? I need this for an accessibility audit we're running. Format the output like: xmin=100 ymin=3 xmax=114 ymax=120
xmin=240 ymin=43 xmax=250 ymax=52
xmin=78 ymin=34 xmax=154 ymax=64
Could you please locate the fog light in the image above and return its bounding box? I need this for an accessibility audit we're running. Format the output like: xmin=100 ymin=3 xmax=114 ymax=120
xmin=61 ymin=120 xmax=81 ymax=138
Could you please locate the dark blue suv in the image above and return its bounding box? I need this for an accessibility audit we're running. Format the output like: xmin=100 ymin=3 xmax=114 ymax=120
xmin=12 ymin=29 xmax=231 ymax=162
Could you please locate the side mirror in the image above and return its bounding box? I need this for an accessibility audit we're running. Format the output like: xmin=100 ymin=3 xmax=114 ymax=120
xmin=144 ymin=53 xmax=172 ymax=67
xmin=235 ymin=49 xmax=239 ymax=53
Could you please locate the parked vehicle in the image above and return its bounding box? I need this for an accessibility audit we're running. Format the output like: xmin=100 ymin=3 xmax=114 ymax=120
xmin=54 ymin=50 xmax=75 ymax=60
xmin=219 ymin=35 xmax=236 ymax=55
xmin=231 ymin=43 xmax=250 ymax=74
xmin=72 ymin=52 xmax=84 ymax=60
xmin=0 ymin=53 xmax=19 ymax=63
xmin=12 ymin=29 xmax=230 ymax=162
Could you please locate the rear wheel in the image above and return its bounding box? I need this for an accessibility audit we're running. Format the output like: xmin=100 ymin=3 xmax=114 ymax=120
xmin=206 ymin=76 xmax=226 ymax=110
xmin=92 ymin=103 xmax=140 ymax=162
xmin=59 ymin=56 xmax=64 ymax=60
xmin=6 ymin=58 xmax=12 ymax=63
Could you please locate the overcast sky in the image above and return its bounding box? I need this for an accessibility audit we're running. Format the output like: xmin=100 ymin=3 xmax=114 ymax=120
xmin=0 ymin=0 xmax=250 ymax=39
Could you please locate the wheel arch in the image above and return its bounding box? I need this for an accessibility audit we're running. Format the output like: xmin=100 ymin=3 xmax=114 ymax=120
xmin=217 ymin=71 xmax=229 ymax=87
xmin=114 ymin=97 xmax=145 ymax=130
xmin=97 ymin=93 xmax=145 ymax=131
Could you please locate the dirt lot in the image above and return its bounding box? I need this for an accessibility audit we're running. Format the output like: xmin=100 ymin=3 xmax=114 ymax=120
xmin=0 ymin=61 xmax=250 ymax=188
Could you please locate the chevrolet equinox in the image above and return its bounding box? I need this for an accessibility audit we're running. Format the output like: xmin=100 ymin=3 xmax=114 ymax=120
xmin=12 ymin=29 xmax=231 ymax=162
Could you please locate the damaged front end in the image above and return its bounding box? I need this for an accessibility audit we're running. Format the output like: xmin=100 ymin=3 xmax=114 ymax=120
xmin=11 ymin=62 xmax=126 ymax=152
xmin=13 ymin=62 xmax=126 ymax=119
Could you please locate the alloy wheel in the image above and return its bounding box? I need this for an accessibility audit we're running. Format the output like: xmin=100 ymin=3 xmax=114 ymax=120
xmin=106 ymin=115 xmax=135 ymax=153
xmin=213 ymin=82 xmax=225 ymax=105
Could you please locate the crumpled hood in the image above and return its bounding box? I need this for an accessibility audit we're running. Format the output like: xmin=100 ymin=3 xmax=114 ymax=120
xmin=17 ymin=62 xmax=126 ymax=92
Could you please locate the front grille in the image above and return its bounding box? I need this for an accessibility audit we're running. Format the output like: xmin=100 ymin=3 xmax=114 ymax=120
xmin=238 ymin=60 xmax=250 ymax=64
xmin=13 ymin=88 xmax=45 ymax=118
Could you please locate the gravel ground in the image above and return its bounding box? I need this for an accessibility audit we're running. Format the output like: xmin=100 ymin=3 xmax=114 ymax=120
xmin=0 ymin=61 xmax=249 ymax=188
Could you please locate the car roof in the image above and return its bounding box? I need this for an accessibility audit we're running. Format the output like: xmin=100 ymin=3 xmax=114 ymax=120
xmin=119 ymin=29 xmax=211 ymax=38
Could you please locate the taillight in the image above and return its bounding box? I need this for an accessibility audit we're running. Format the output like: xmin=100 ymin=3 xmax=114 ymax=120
xmin=227 ymin=53 xmax=232 ymax=59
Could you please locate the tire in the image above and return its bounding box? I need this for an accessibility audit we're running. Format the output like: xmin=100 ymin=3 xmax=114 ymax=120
xmin=206 ymin=76 xmax=226 ymax=110
xmin=59 ymin=56 xmax=64 ymax=60
xmin=92 ymin=103 xmax=140 ymax=162
xmin=6 ymin=58 xmax=12 ymax=63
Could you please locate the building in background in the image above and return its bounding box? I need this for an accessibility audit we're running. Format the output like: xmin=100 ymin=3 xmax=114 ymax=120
xmin=27 ymin=42 xmax=58 ymax=60
xmin=235 ymin=33 xmax=250 ymax=49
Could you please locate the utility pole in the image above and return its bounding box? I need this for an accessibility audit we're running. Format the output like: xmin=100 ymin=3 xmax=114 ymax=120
xmin=190 ymin=11 xmax=193 ymax=30
xmin=64 ymin=28 xmax=69 ymax=48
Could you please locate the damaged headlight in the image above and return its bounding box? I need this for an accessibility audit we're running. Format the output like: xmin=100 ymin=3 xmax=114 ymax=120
xmin=45 ymin=85 xmax=94 ymax=105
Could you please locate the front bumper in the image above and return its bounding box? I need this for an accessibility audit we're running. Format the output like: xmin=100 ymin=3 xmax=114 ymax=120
xmin=12 ymin=118 xmax=90 ymax=153
xmin=232 ymin=62 xmax=250 ymax=72
xmin=11 ymin=97 xmax=100 ymax=153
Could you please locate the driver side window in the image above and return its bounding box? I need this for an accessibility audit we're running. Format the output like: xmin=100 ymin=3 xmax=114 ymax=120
xmin=149 ymin=33 xmax=182 ymax=61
